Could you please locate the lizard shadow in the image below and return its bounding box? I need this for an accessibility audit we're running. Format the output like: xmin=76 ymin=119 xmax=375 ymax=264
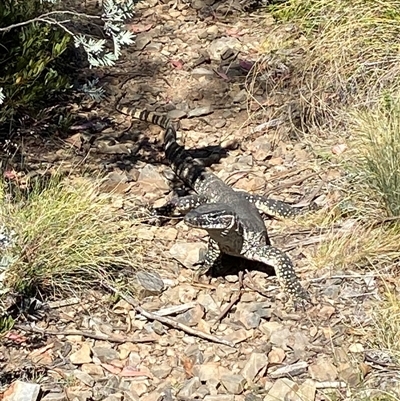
xmin=209 ymin=253 xmax=277 ymax=280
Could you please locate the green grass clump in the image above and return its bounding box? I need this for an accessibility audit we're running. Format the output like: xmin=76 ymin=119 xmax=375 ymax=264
xmin=350 ymin=94 xmax=400 ymax=217
xmin=0 ymin=176 xmax=145 ymax=296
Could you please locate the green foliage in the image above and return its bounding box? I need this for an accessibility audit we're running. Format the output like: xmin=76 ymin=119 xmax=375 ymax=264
xmin=0 ymin=0 xmax=72 ymax=125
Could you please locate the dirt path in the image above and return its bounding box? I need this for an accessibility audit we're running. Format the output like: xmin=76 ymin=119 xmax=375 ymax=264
xmin=2 ymin=2 xmax=397 ymax=401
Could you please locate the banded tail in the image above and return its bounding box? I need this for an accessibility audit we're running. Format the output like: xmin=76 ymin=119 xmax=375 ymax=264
xmin=117 ymin=105 xmax=206 ymax=189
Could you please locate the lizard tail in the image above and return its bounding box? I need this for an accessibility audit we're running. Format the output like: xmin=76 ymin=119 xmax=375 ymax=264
xmin=116 ymin=104 xmax=205 ymax=188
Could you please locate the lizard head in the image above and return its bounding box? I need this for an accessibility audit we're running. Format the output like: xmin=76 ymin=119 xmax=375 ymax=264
xmin=184 ymin=203 xmax=236 ymax=231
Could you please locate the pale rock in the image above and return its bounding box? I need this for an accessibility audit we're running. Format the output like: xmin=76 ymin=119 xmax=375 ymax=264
xmin=263 ymin=378 xmax=297 ymax=401
xmin=102 ymin=394 xmax=123 ymax=401
xmin=140 ymin=391 xmax=163 ymax=401
xmin=224 ymin=328 xmax=252 ymax=344
xmin=270 ymin=328 xmax=292 ymax=350
xmin=192 ymin=363 xmax=220 ymax=382
xmin=238 ymin=309 xmax=261 ymax=329
xmin=81 ymin=363 xmax=104 ymax=377
xmin=92 ymin=347 xmax=120 ymax=364
xmin=188 ymin=106 xmax=213 ymax=118
xmin=3 ymin=381 xmax=41 ymax=401
xmin=72 ymin=370 xmax=95 ymax=387
xmin=259 ymin=321 xmax=283 ymax=339
xmin=177 ymin=303 xmax=204 ymax=326
xmin=169 ymin=242 xmax=207 ymax=269
xmin=318 ymin=305 xmax=336 ymax=319
xmin=208 ymin=37 xmax=241 ymax=61
xmin=349 ymin=343 xmax=364 ymax=353
xmin=64 ymin=388 xmax=92 ymax=401
xmin=69 ymin=343 xmax=92 ymax=365
xmin=167 ymin=109 xmax=187 ymax=119
xmin=204 ymin=396 xmax=234 ymax=401
xmin=220 ymin=374 xmax=246 ymax=394
xmin=240 ymin=353 xmax=268 ymax=383
xmin=129 ymin=380 xmax=148 ymax=397
xmin=41 ymin=394 xmax=67 ymax=401
xmin=268 ymin=348 xmax=286 ymax=364
xmin=308 ymin=358 xmax=338 ymax=381
xmin=177 ymin=377 xmax=201 ymax=398
xmin=288 ymin=379 xmax=316 ymax=401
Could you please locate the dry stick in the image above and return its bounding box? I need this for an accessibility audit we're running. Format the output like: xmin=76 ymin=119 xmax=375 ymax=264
xmin=104 ymin=284 xmax=236 ymax=348
xmin=15 ymin=325 xmax=156 ymax=344
xmin=264 ymin=172 xmax=318 ymax=197
xmin=212 ymin=271 xmax=244 ymax=328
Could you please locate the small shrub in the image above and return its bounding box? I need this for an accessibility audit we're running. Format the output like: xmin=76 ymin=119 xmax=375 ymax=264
xmin=0 ymin=0 xmax=72 ymax=123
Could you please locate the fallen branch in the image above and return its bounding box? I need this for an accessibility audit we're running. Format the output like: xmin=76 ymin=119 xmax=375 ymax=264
xmin=105 ymin=284 xmax=236 ymax=348
xmin=15 ymin=324 xmax=157 ymax=344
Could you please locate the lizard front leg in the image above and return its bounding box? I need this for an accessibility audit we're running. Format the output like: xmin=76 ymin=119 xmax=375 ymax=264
xmin=244 ymin=245 xmax=310 ymax=308
xmin=194 ymin=238 xmax=222 ymax=281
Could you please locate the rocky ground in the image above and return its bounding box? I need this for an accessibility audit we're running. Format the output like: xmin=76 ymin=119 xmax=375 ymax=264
xmin=2 ymin=1 xmax=400 ymax=400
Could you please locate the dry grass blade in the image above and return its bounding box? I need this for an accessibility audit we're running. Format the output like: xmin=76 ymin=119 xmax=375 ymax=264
xmin=265 ymin=0 xmax=400 ymax=130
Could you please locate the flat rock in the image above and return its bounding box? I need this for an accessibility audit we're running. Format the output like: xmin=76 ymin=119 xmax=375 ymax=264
xmin=169 ymin=242 xmax=207 ymax=268
xmin=3 ymin=381 xmax=41 ymax=401
xmin=264 ymin=378 xmax=297 ymax=401
xmin=177 ymin=303 xmax=205 ymax=326
xmin=140 ymin=391 xmax=163 ymax=401
xmin=177 ymin=377 xmax=201 ymax=398
xmin=41 ymin=394 xmax=67 ymax=401
xmin=208 ymin=37 xmax=241 ymax=60
xmin=192 ymin=362 xmax=220 ymax=382
xmin=204 ymin=396 xmax=234 ymax=401
xmin=308 ymin=357 xmax=338 ymax=381
xmin=268 ymin=348 xmax=286 ymax=364
xmin=69 ymin=343 xmax=92 ymax=365
xmin=136 ymin=270 xmax=165 ymax=292
xmin=270 ymin=327 xmax=292 ymax=350
xmin=220 ymin=374 xmax=246 ymax=394
xmin=129 ymin=381 xmax=148 ymax=397
xmin=288 ymin=379 xmax=316 ymax=401
xmin=73 ymin=370 xmax=95 ymax=387
xmin=167 ymin=109 xmax=187 ymax=119
xmin=81 ymin=363 xmax=104 ymax=377
xmin=92 ymin=347 xmax=120 ymax=364
xmin=138 ymin=164 xmax=169 ymax=191
xmin=241 ymin=352 xmax=268 ymax=383
xmin=187 ymin=105 xmax=213 ymax=118
xmin=238 ymin=310 xmax=261 ymax=329
xmin=136 ymin=33 xmax=152 ymax=50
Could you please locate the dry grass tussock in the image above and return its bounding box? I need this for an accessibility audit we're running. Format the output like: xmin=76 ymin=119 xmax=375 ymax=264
xmin=252 ymin=1 xmax=400 ymax=374
xmin=0 ymin=176 xmax=147 ymax=297
xmin=263 ymin=0 xmax=400 ymax=131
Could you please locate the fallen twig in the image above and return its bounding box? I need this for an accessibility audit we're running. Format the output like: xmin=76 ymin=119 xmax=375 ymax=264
xmin=212 ymin=272 xmax=244 ymax=328
xmin=105 ymin=284 xmax=236 ymax=348
xmin=264 ymin=172 xmax=318 ymax=197
xmin=15 ymin=324 xmax=156 ymax=344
